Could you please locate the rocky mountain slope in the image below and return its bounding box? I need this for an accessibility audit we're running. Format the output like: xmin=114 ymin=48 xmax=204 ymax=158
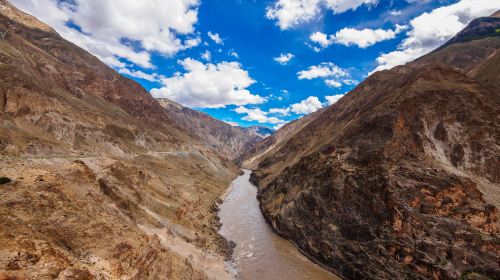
xmin=250 ymin=12 xmax=500 ymax=280
xmin=241 ymin=107 xmax=325 ymax=170
xmin=0 ymin=1 xmax=239 ymax=279
xmin=157 ymin=98 xmax=273 ymax=161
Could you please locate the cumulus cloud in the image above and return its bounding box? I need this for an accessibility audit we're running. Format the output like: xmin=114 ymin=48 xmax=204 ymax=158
xmin=310 ymin=24 xmax=406 ymax=49
xmin=266 ymin=0 xmax=378 ymax=30
xmin=372 ymin=0 xmax=499 ymax=73
xmin=234 ymin=94 xmax=333 ymax=125
xmin=150 ymin=58 xmax=265 ymax=108
xmin=11 ymin=0 xmax=201 ymax=69
xmin=325 ymin=79 xmax=342 ymax=88
xmin=298 ymin=62 xmax=347 ymax=80
xmin=234 ymin=106 xmax=285 ymax=124
xmin=290 ymin=96 xmax=323 ymax=114
xmin=310 ymin=31 xmax=331 ymax=48
xmin=333 ymin=25 xmax=407 ymax=48
xmin=325 ymin=94 xmax=345 ymax=105
xmin=274 ymin=53 xmax=295 ymax=65
xmin=269 ymin=107 xmax=291 ymax=116
xmin=208 ymin=31 xmax=224 ymax=45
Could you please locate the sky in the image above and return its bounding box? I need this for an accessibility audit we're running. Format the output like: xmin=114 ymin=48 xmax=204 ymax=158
xmin=10 ymin=0 xmax=500 ymax=129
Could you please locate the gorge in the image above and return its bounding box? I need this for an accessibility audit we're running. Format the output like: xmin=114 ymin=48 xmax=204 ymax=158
xmin=1 ymin=1 xmax=499 ymax=280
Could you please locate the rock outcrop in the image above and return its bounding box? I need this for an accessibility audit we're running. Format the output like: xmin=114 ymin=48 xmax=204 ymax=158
xmin=250 ymin=13 xmax=500 ymax=280
xmin=0 ymin=0 xmax=238 ymax=278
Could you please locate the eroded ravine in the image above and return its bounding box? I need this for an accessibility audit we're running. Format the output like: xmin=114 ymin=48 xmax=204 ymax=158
xmin=219 ymin=170 xmax=340 ymax=280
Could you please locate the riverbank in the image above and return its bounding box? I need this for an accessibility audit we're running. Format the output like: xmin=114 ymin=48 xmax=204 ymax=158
xmin=218 ymin=170 xmax=339 ymax=280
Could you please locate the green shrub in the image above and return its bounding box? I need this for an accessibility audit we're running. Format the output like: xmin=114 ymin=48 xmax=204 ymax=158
xmin=0 ymin=176 xmax=11 ymax=185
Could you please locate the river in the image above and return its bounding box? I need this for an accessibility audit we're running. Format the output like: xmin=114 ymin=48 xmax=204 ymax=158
xmin=218 ymin=170 xmax=340 ymax=280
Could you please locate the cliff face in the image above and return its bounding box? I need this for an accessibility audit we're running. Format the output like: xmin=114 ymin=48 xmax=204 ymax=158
xmin=158 ymin=98 xmax=273 ymax=161
xmin=251 ymin=14 xmax=500 ymax=280
xmin=0 ymin=1 xmax=238 ymax=279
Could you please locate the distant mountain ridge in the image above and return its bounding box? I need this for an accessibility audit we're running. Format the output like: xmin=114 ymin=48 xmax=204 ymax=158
xmin=241 ymin=107 xmax=326 ymax=169
xmin=157 ymin=97 xmax=274 ymax=160
xmin=242 ymin=125 xmax=274 ymax=139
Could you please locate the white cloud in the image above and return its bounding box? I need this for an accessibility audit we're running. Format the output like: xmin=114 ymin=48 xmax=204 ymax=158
xmin=325 ymin=94 xmax=345 ymax=105
xmin=234 ymin=106 xmax=285 ymax=124
xmin=310 ymin=31 xmax=331 ymax=48
xmin=118 ymin=68 xmax=164 ymax=82
xmin=201 ymin=50 xmax=212 ymax=61
xmin=290 ymin=96 xmax=323 ymax=114
xmin=310 ymin=24 xmax=406 ymax=49
xmin=372 ymin=0 xmax=500 ymax=73
xmin=325 ymin=79 xmax=342 ymax=88
xmin=343 ymin=79 xmax=358 ymax=85
xmin=11 ymin=0 xmax=202 ymax=69
xmin=269 ymin=107 xmax=291 ymax=116
xmin=184 ymin=36 xmax=202 ymax=49
xmin=266 ymin=0 xmax=379 ymax=30
xmin=274 ymin=53 xmax=295 ymax=65
xmin=332 ymin=25 xmax=406 ymax=48
xmin=151 ymin=58 xmax=265 ymax=108
xmin=273 ymin=122 xmax=287 ymax=130
xmin=208 ymin=31 xmax=224 ymax=45
xmin=224 ymin=120 xmax=240 ymax=126
xmin=297 ymin=62 xmax=347 ymax=80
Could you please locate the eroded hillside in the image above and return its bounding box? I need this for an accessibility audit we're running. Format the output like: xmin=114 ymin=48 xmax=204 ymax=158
xmin=0 ymin=0 xmax=238 ymax=278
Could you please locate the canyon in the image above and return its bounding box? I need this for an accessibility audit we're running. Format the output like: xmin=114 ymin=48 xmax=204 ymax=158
xmin=0 ymin=0 xmax=499 ymax=279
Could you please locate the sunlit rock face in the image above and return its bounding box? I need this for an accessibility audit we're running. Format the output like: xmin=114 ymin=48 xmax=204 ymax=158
xmin=0 ymin=1 xmax=239 ymax=279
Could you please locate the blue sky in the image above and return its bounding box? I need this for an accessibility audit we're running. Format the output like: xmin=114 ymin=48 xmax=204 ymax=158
xmin=12 ymin=0 xmax=500 ymax=129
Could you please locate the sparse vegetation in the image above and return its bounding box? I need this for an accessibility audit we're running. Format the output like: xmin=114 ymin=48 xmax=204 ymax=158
xmin=0 ymin=176 xmax=11 ymax=184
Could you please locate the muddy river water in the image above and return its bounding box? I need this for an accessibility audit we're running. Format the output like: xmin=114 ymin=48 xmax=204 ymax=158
xmin=219 ymin=170 xmax=340 ymax=280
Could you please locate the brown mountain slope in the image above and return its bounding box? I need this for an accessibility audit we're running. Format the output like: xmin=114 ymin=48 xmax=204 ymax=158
xmin=0 ymin=1 xmax=238 ymax=279
xmin=157 ymin=98 xmax=272 ymax=161
xmin=241 ymin=107 xmax=326 ymax=169
xmin=250 ymin=14 xmax=500 ymax=280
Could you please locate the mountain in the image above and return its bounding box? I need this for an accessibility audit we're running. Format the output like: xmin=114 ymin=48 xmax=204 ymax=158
xmin=249 ymin=12 xmax=500 ymax=280
xmin=0 ymin=1 xmax=239 ymax=279
xmin=157 ymin=98 xmax=273 ymax=160
xmin=436 ymin=10 xmax=500 ymax=51
xmin=242 ymin=126 xmax=274 ymax=139
xmin=241 ymin=107 xmax=325 ymax=169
